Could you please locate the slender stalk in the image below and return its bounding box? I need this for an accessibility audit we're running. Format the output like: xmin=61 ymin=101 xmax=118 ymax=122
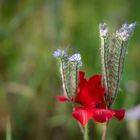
xmin=6 ymin=117 xmax=12 ymax=140
xmin=77 ymin=122 xmax=84 ymax=135
xmin=101 ymin=121 xmax=109 ymax=140
xmin=84 ymin=124 xmax=89 ymax=140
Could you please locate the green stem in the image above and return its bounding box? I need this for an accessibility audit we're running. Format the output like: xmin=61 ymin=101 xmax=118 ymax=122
xmin=101 ymin=121 xmax=109 ymax=140
xmin=84 ymin=124 xmax=89 ymax=140
xmin=78 ymin=122 xmax=84 ymax=135
xmin=6 ymin=117 xmax=12 ymax=140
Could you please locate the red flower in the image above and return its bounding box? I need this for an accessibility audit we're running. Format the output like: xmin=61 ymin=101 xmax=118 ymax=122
xmin=56 ymin=71 xmax=125 ymax=126
xmin=72 ymin=107 xmax=125 ymax=126
xmin=75 ymin=72 xmax=105 ymax=108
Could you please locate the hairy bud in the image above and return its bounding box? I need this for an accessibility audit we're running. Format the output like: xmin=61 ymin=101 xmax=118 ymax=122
xmin=99 ymin=22 xmax=136 ymax=107
xmin=54 ymin=49 xmax=82 ymax=100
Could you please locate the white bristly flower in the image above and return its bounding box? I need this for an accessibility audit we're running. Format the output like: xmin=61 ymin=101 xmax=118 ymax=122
xmin=116 ymin=22 xmax=136 ymax=41
xmin=53 ymin=49 xmax=67 ymax=58
xmin=99 ymin=23 xmax=109 ymax=37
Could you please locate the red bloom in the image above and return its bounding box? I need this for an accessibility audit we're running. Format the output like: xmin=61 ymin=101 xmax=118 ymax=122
xmin=72 ymin=107 xmax=125 ymax=126
xmin=75 ymin=73 xmax=105 ymax=108
xmin=56 ymin=71 xmax=125 ymax=126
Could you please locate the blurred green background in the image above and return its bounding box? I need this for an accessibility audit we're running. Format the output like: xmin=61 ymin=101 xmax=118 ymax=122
xmin=0 ymin=0 xmax=140 ymax=140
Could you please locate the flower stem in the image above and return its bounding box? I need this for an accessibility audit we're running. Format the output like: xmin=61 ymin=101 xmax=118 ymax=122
xmin=84 ymin=124 xmax=89 ymax=140
xmin=6 ymin=117 xmax=12 ymax=140
xmin=101 ymin=121 xmax=109 ymax=140
xmin=78 ymin=122 xmax=84 ymax=135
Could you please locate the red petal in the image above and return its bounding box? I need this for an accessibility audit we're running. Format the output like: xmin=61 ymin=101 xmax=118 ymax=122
xmin=75 ymin=83 xmax=99 ymax=107
xmin=72 ymin=107 xmax=125 ymax=125
xmin=78 ymin=71 xmax=87 ymax=91
xmin=56 ymin=96 xmax=69 ymax=102
xmin=72 ymin=107 xmax=93 ymax=126
xmin=75 ymin=71 xmax=87 ymax=104
xmin=75 ymin=72 xmax=105 ymax=108
xmin=99 ymin=97 xmax=106 ymax=109
xmin=88 ymin=74 xmax=102 ymax=86
xmin=79 ymin=71 xmax=86 ymax=81
xmin=88 ymin=74 xmax=105 ymax=97
xmin=76 ymin=79 xmax=105 ymax=107
xmin=92 ymin=109 xmax=115 ymax=123
xmin=114 ymin=110 xmax=125 ymax=120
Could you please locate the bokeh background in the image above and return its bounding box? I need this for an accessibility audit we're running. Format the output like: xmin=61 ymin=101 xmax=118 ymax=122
xmin=0 ymin=0 xmax=140 ymax=140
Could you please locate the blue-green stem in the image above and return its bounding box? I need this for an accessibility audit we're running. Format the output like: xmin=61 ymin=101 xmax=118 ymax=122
xmin=84 ymin=123 xmax=89 ymax=140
